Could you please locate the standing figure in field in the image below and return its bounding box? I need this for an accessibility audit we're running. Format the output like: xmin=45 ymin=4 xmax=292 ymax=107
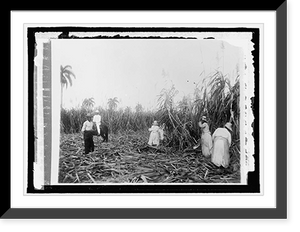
xmin=93 ymin=109 xmax=101 ymax=136
xmin=194 ymin=116 xmax=213 ymax=157
xmin=148 ymin=120 xmax=161 ymax=146
xmin=211 ymin=122 xmax=233 ymax=168
xmin=81 ymin=113 xmax=97 ymax=154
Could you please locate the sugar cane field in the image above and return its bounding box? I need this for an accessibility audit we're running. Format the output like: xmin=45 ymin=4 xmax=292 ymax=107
xmin=59 ymin=71 xmax=241 ymax=184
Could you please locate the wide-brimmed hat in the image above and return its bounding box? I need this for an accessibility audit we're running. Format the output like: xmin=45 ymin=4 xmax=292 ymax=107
xmin=95 ymin=109 xmax=99 ymax=113
xmin=224 ymin=122 xmax=233 ymax=132
xmin=201 ymin=116 xmax=207 ymax=122
xmin=86 ymin=113 xmax=92 ymax=117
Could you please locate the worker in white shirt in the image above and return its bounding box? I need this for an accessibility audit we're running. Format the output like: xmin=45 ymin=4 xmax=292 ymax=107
xmin=81 ymin=113 xmax=96 ymax=154
xmin=93 ymin=109 xmax=101 ymax=136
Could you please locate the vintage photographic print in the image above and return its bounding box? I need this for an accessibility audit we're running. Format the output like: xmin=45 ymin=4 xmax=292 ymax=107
xmin=28 ymin=26 xmax=260 ymax=193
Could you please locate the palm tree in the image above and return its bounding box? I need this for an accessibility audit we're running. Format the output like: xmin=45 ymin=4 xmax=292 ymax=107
xmin=60 ymin=65 xmax=76 ymax=108
xmin=82 ymin=97 xmax=95 ymax=111
xmin=135 ymin=103 xmax=143 ymax=114
xmin=107 ymin=97 xmax=119 ymax=111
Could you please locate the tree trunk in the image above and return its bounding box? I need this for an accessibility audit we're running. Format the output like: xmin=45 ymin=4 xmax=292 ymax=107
xmin=61 ymin=83 xmax=63 ymax=109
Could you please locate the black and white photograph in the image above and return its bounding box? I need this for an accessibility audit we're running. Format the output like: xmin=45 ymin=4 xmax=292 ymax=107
xmin=29 ymin=26 xmax=258 ymax=192
xmin=6 ymin=4 xmax=289 ymax=223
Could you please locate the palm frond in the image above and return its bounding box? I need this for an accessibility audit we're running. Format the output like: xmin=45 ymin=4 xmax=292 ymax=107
xmin=60 ymin=65 xmax=76 ymax=89
xmin=61 ymin=65 xmax=73 ymax=72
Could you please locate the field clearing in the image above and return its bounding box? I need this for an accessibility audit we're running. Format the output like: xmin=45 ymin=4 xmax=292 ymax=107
xmin=59 ymin=130 xmax=240 ymax=184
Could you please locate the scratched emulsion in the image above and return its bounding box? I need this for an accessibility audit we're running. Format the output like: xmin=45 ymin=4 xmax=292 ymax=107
xmin=43 ymin=42 xmax=51 ymax=185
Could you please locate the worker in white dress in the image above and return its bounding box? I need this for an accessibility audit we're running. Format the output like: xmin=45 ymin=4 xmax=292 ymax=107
xmin=211 ymin=122 xmax=233 ymax=168
xmin=197 ymin=116 xmax=213 ymax=157
xmin=148 ymin=120 xmax=161 ymax=146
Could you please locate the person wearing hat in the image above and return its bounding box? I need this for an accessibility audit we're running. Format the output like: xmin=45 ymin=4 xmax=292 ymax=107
xmin=193 ymin=116 xmax=213 ymax=157
xmin=81 ymin=113 xmax=97 ymax=154
xmin=211 ymin=122 xmax=233 ymax=168
xmin=148 ymin=120 xmax=161 ymax=146
xmin=200 ymin=116 xmax=213 ymax=157
xmin=93 ymin=109 xmax=101 ymax=136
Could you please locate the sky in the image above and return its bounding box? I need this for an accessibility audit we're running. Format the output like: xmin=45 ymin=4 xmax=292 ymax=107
xmin=52 ymin=38 xmax=241 ymax=111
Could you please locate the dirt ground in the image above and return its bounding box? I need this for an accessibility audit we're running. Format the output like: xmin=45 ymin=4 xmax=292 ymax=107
xmin=59 ymin=130 xmax=240 ymax=184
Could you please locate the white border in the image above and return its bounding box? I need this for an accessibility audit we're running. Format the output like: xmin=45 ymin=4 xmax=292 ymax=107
xmin=12 ymin=11 xmax=275 ymax=208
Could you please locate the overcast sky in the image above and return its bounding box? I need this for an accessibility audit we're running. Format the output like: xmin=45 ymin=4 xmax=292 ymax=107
xmin=52 ymin=39 xmax=241 ymax=110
